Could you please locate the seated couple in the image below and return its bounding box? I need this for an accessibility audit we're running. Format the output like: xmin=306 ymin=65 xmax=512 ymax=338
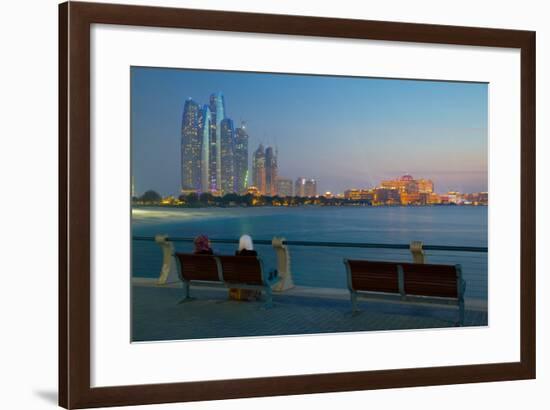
xmin=192 ymin=234 xmax=277 ymax=301
xmin=193 ymin=234 xmax=257 ymax=257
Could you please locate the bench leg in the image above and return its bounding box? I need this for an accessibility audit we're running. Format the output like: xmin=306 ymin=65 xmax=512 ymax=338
xmin=350 ymin=291 xmax=360 ymax=316
xmin=177 ymin=280 xmax=195 ymax=304
xmin=457 ymin=298 xmax=465 ymax=326
xmin=262 ymin=286 xmax=274 ymax=309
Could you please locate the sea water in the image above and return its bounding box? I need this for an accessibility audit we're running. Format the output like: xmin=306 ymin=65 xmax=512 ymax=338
xmin=131 ymin=206 xmax=488 ymax=302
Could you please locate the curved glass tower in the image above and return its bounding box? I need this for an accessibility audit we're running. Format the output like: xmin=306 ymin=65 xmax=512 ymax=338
xmin=265 ymin=146 xmax=278 ymax=196
xmin=234 ymin=123 xmax=249 ymax=194
xmin=209 ymin=92 xmax=226 ymax=193
xmin=197 ymin=105 xmax=211 ymax=192
xmin=220 ymin=118 xmax=235 ymax=194
xmin=181 ymin=98 xmax=201 ymax=192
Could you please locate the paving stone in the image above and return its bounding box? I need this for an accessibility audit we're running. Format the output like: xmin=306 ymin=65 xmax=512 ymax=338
xmin=132 ymin=286 xmax=488 ymax=342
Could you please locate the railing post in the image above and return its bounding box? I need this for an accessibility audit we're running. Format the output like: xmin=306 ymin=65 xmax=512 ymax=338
xmin=410 ymin=240 xmax=425 ymax=263
xmin=155 ymin=235 xmax=178 ymax=285
xmin=271 ymin=236 xmax=295 ymax=292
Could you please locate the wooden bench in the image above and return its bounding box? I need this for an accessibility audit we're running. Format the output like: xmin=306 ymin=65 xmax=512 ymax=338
xmin=344 ymin=259 xmax=466 ymax=325
xmin=174 ymin=253 xmax=277 ymax=308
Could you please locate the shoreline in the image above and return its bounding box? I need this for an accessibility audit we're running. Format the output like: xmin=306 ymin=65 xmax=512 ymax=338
xmin=132 ymin=203 xmax=488 ymax=210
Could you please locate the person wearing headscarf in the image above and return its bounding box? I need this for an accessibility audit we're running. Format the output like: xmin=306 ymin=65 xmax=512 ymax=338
xmin=230 ymin=234 xmax=260 ymax=301
xmin=193 ymin=234 xmax=213 ymax=255
xmin=235 ymin=234 xmax=257 ymax=257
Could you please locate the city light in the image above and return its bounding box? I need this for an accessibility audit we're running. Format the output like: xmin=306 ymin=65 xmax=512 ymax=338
xmin=135 ymin=90 xmax=491 ymax=208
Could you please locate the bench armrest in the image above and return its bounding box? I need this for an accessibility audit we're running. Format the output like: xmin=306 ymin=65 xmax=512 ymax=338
xmin=460 ymin=278 xmax=467 ymax=298
xmin=267 ymin=275 xmax=281 ymax=286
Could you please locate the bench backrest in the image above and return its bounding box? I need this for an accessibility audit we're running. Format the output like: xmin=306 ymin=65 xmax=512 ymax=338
xmin=345 ymin=259 xmax=461 ymax=299
xmin=401 ymin=262 xmax=458 ymax=298
xmin=217 ymin=255 xmax=265 ymax=285
xmin=345 ymin=260 xmax=400 ymax=293
xmin=175 ymin=253 xmax=221 ymax=282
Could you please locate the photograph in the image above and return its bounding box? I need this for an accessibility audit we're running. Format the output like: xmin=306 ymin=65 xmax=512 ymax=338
xmin=1 ymin=0 xmax=542 ymax=409
xmin=48 ymin=1 xmax=538 ymax=408
xmin=130 ymin=66 xmax=489 ymax=342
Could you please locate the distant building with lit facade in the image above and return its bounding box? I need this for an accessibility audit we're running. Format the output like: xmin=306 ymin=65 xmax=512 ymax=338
xmin=339 ymin=177 xmax=486 ymax=207
xmin=458 ymin=192 xmax=487 ymax=206
xmin=374 ymin=188 xmax=400 ymax=204
xmin=344 ymin=189 xmax=360 ymax=200
xmin=220 ymin=118 xmax=235 ymax=194
xmin=252 ymin=144 xmax=266 ymax=194
xmin=344 ymin=189 xmax=374 ymax=201
xmin=476 ymin=192 xmax=488 ymax=205
xmin=446 ymin=191 xmax=462 ymax=204
xmin=417 ymin=178 xmax=434 ymax=194
xmin=181 ymin=98 xmax=201 ymax=192
xmin=246 ymin=186 xmax=260 ymax=196
xmin=250 ymin=144 xmax=281 ymax=196
xmin=378 ymin=174 xmax=435 ymax=205
xmin=304 ymin=179 xmax=317 ymax=197
xmin=234 ymin=123 xmax=249 ymax=194
xmin=208 ymin=92 xmax=225 ymax=193
xmin=293 ymin=178 xmax=317 ymax=197
xmin=181 ymin=91 xmax=254 ymax=196
xmin=265 ymin=146 xmax=278 ymax=196
xmin=295 ymin=177 xmax=306 ymax=197
xmin=276 ymin=177 xmax=293 ymax=197
xmin=197 ymin=105 xmax=211 ymax=192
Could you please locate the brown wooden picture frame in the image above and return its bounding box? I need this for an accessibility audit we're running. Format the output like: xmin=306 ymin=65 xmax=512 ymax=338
xmin=59 ymin=1 xmax=536 ymax=408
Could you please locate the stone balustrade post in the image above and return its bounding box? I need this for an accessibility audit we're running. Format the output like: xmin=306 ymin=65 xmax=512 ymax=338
xmin=271 ymin=237 xmax=295 ymax=292
xmin=155 ymin=234 xmax=178 ymax=284
xmin=410 ymin=240 xmax=425 ymax=264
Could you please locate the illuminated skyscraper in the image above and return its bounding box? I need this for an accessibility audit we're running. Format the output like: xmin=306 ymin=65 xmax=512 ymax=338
xmin=265 ymin=146 xmax=278 ymax=196
xmin=234 ymin=122 xmax=249 ymax=194
xmin=295 ymin=177 xmax=306 ymax=197
xmin=252 ymin=144 xmax=266 ymax=194
xmin=209 ymin=92 xmax=226 ymax=192
xmin=220 ymin=118 xmax=235 ymax=194
xmin=181 ymin=98 xmax=201 ymax=192
xmin=197 ymin=105 xmax=211 ymax=192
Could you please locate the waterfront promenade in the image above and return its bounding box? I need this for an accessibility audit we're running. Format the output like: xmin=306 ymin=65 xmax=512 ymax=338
xmin=132 ymin=278 xmax=488 ymax=342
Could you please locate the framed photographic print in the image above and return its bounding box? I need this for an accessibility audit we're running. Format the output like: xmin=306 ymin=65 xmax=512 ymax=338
xmin=59 ymin=1 xmax=536 ymax=408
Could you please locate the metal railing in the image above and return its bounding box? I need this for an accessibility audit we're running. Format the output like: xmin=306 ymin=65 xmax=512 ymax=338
xmin=133 ymin=236 xmax=487 ymax=253
xmin=132 ymin=235 xmax=487 ymax=304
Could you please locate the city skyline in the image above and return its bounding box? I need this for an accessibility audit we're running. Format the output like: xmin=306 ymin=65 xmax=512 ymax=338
xmin=131 ymin=66 xmax=488 ymax=196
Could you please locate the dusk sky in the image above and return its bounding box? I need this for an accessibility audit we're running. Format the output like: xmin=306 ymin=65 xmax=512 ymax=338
xmin=131 ymin=66 xmax=488 ymax=196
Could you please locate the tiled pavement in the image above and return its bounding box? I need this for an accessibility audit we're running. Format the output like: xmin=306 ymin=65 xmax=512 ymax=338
xmin=132 ymin=284 xmax=488 ymax=342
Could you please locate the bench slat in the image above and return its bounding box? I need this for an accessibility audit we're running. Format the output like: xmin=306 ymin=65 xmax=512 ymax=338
xmin=218 ymin=255 xmax=264 ymax=285
xmin=346 ymin=259 xmax=460 ymax=299
xmin=175 ymin=254 xmax=220 ymax=282
xmin=347 ymin=260 xmax=399 ymax=293
xmin=345 ymin=258 xmax=464 ymax=325
xmin=401 ymin=263 xmax=458 ymax=298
